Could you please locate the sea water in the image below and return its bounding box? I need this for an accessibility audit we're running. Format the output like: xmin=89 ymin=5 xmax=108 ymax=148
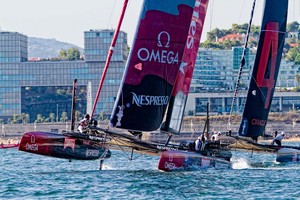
xmin=1 ymin=142 xmax=300 ymax=199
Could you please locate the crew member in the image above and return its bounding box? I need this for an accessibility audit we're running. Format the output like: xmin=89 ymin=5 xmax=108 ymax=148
xmin=271 ymin=132 xmax=285 ymax=146
xmin=195 ymin=136 xmax=202 ymax=151
xmin=78 ymin=114 xmax=90 ymax=133
xmin=211 ymin=132 xmax=221 ymax=142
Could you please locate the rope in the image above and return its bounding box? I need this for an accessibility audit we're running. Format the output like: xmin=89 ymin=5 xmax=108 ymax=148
xmin=228 ymin=0 xmax=257 ymax=130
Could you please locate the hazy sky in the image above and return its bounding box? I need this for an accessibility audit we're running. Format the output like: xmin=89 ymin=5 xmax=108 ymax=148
xmin=0 ymin=0 xmax=299 ymax=48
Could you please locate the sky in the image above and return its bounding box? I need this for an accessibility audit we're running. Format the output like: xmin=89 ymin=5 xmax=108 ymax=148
xmin=0 ymin=0 xmax=299 ymax=48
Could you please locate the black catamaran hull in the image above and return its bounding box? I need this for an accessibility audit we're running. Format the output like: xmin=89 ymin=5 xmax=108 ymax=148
xmin=158 ymin=150 xmax=231 ymax=171
xmin=19 ymin=132 xmax=111 ymax=160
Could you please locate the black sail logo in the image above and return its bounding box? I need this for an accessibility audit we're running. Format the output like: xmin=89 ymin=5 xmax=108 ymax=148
xmin=131 ymin=92 xmax=169 ymax=107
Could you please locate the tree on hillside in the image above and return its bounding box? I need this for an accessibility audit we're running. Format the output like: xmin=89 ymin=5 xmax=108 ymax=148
xmin=250 ymin=25 xmax=260 ymax=36
xmin=200 ymin=40 xmax=224 ymax=49
xmin=223 ymin=40 xmax=242 ymax=49
xmin=58 ymin=48 xmax=81 ymax=60
xmin=286 ymin=46 xmax=300 ymax=62
xmin=67 ymin=48 xmax=81 ymax=60
xmin=295 ymin=74 xmax=300 ymax=87
xmin=49 ymin=113 xmax=55 ymax=122
xmin=295 ymin=54 xmax=300 ymax=65
xmin=58 ymin=49 xmax=68 ymax=60
xmin=35 ymin=114 xmax=45 ymax=123
xmin=207 ymin=28 xmax=231 ymax=41
xmin=287 ymin=21 xmax=300 ymax=32
xmin=231 ymin=23 xmax=248 ymax=34
xmin=20 ymin=113 xmax=29 ymax=124
xmin=60 ymin=112 xmax=68 ymax=122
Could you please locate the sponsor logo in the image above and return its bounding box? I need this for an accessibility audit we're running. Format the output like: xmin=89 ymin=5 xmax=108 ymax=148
xmin=88 ymin=136 xmax=111 ymax=142
xmin=156 ymin=145 xmax=178 ymax=151
xmin=137 ymin=31 xmax=179 ymax=65
xmin=164 ymin=162 xmax=176 ymax=170
xmin=251 ymin=118 xmax=266 ymax=126
xmin=201 ymin=157 xmax=211 ymax=167
xmin=131 ymin=92 xmax=169 ymax=107
xmin=292 ymin=153 xmax=297 ymax=162
xmin=86 ymin=149 xmax=100 ymax=157
xmin=26 ymin=143 xmax=38 ymax=151
xmin=241 ymin=119 xmax=248 ymax=135
xmin=64 ymin=138 xmax=75 ymax=151
xmin=26 ymin=134 xmax=38 ymax=151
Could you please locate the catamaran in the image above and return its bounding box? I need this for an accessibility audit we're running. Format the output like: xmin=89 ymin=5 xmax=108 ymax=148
xmin=227 ymin=0 xmax=300 ymax=163
xmin=94 ymin=0 xmax=232 ymax=171
xmin=19 ymin=0 xmax=232 ymax=171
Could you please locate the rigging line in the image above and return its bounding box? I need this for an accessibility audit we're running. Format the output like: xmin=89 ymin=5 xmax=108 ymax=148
xmin=107 ymin=0 xmax=118 ymax=29
xmin=228 ymin=0 xmax=257 ymax=130
xmin=209 ymin=0 xmax=214 ymax=32
xmin=112 ymin=137 xmax=139 ymax=160
xmin=91 ymin=0 xmax=129 ymax=118
xmin=238 ymin=0 xmax=247 ymax=24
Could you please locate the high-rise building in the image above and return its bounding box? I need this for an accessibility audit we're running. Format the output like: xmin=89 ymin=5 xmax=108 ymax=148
xmin=0 ymin=32 xmax=28 ymax=63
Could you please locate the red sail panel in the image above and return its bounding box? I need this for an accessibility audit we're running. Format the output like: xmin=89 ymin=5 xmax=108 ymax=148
xmin=161 ymin=0 xmax=209 ymax=134
xmin=110 ymin=0 xmax=197 ymax=132
xmin=238 ymin=0 xmax=288 ymax=139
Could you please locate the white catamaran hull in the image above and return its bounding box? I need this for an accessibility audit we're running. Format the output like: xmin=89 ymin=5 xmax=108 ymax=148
xmin=276 ymin=148 xmax=300 ymax=162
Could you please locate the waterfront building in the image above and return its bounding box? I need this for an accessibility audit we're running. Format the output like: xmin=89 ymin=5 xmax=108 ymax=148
xmin=0 ymin=30 xmax=127 ymax=122
xmin=187 ymin=47 xmax=300 ymax=116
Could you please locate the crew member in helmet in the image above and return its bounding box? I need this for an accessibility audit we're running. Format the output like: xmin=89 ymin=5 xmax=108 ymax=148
xmin=271 ymin=131 xmax=285 ymax=146
xmin=78 ymin=114 xmax=90 ymax=133
xmin=211 ymin=132 xmax=221 ymax=142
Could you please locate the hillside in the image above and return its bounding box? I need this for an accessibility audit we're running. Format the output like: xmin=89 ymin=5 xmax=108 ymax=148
xmin=28 ymin=37 xmax=83 ymax=59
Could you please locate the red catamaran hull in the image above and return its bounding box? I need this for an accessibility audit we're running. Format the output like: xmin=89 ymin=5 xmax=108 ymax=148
xmin=19 ymin=132 xmax=111 ymax=160
xmin=158 ymin=150 xmax=231 ymax=171
xmin=0 ymin=143 xmax=19 ymax=149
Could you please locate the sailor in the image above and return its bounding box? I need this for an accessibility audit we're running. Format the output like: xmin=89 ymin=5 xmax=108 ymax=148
xmin=226 ymin=129 xmax=232 ymax=136
xmin=201 ymin=132 xmax=208 ymax=150
xmin=274 ymin=130 xmax=278 ymax=137
xmin=78 ymin=114 xmax=90 ymax=133
xmin=211 ymin=132 xmax=221 ymax=142
xmin=271 ymin=131 xmax=285 ymax=146
xmin=195 ymin=136 xmax=202 ymax=151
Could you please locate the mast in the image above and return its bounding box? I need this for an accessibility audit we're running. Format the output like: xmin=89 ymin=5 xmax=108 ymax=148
xmin=71 ymin=79 xmax=77 ymax=132
xmin=228 ymin=0 xmax=256 ymax=130
xmin=91 ymin=0 xmax=129 ymax=118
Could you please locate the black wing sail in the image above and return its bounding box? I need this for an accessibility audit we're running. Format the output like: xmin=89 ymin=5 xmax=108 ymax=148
xmin=239 ymin=0 xmax=288 ymax=138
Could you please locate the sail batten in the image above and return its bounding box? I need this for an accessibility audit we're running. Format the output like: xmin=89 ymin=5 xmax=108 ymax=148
xmin=238 ymin=0 xmax=288 ymax=139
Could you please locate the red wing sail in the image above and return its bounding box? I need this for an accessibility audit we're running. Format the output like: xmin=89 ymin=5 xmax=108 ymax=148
xmin=110 ymin=0 xmax=197 ymax=131
xmin=161 ymin=0 xmax=209 ymax=134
